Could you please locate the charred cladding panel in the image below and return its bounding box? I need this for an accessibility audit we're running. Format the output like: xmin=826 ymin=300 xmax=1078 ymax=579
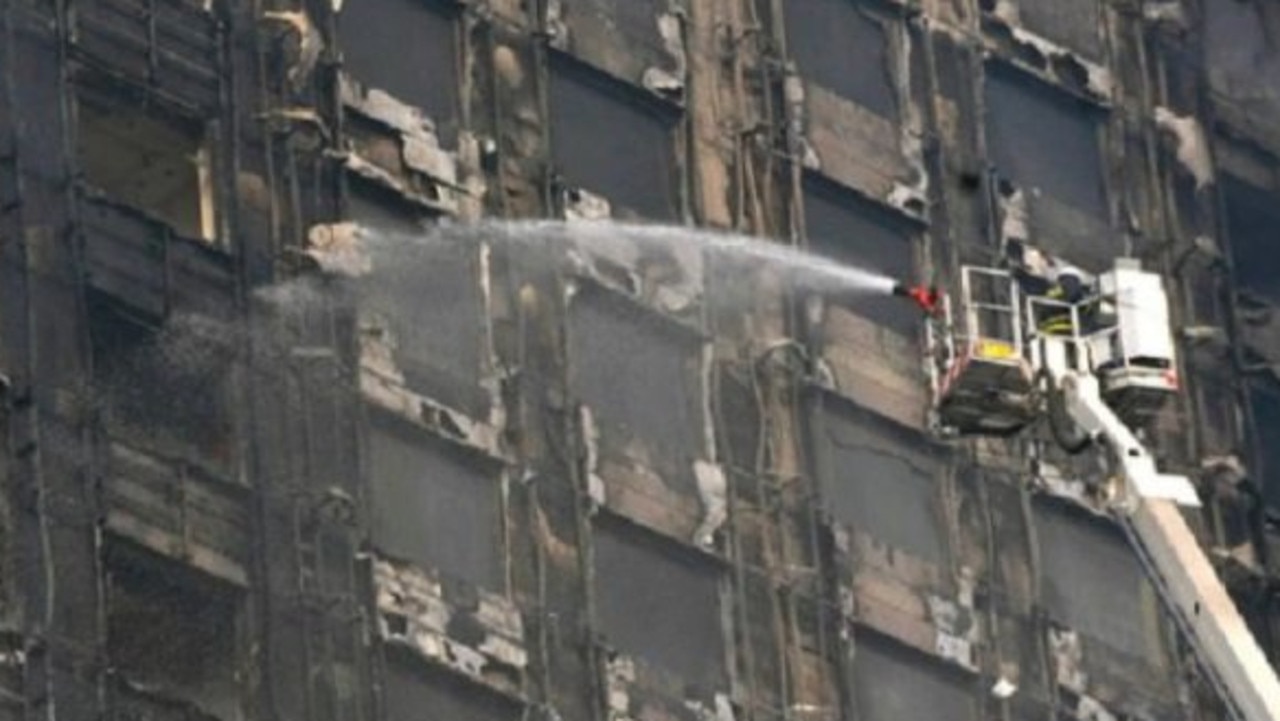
xmin=852 ymin=637 xmax=976 ymax=721
xmin=1204 ymin=0 xmax=1280 ymax=114
xmin=592 ymin=522 xmax=726 ymax=690
xmin=368 ymin=415 xmax=502 ymax=589
xmin=786 ymin=0 xmax=897 ymax=119
xmin=351 ymin=189 xmax=488 ymax=414
xmin=804 ymin=177 xmax=916 ymax=335
xmin=105 ymin=543 xmax=241 ymax=720
xmin=569 ymin=289 xmax=702 ymax=464
xmin=549 ymin=61 xmax=678 ymax=220
xmin=1033 ymin=503 xmax=1164 ymax=663
xmin=1224 ymin=176 xmax=1280 ymax=304
xmin=1013 ymin=0 xmax=1103 ymax=59
xmin=811 ymin=397 xmax=945 ymax=562
xmin=88 ymin=291 xmax=233 ymax=469
xmin=338 ymin=0 xmax=459 ymax=140
xmin=985 ymin=66 xmax=1105 ymax=217
xmin=985 ymin=65 xmax=1111 ymax=263
xmin=576 ymin=0 xmax=666 ymax=50
xmin=384 ymin=654 xmax=522 ymax=721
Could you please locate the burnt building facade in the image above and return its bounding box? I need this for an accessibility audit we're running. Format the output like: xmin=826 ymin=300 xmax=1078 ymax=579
xmin=1 ymin=0 xmax=1280 ymax=720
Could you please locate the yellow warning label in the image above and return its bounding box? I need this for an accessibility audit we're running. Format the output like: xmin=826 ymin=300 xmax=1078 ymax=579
xmin=975 ymin=339 xmax=1017 ymax=360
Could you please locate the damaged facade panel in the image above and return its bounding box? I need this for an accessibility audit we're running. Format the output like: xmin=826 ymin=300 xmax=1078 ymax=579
xmin=549 ymin=59 xmax=680 ymax=220
xmin=105 ymin=542 xmax=242 ymax=721
xmin=569 ymin=284 xmax=706 ymax=520
xmin=88 ymin=289 xmax=235 ymax=470
xmin=999 ymin=0 xmax=1104 ymax=60
xmin=374 ymin=556 xmax=528 ymax=694
xmin=983 ymin=63 xmax=1113 ymax=268
xmin=382 ymin=654 xmax=523 ymax=721
xmin=348 ymin=188 xmax=491 ymax=415
xmin=1204 ymin=0 xmax=1280 ymax=124
xmin=553 ymin=0 xmax=685 ymax=97
xmin=368 ymin=413 xmax=505 ymax=591
xmin=72 ymin=0 xmax=221 ymax=109
xmin=810 ymin=394 xmax=947 ymax=564
xmin=802 ymin=175 xmax=925 ymax=433
xmin=851 ymin=635 xmax=977 ymax=721
xmin=804 ymin=176 xmax=917 ymax=335
xmin=1032 ymin=502 xmax=1171 ymax=678
xmin=104 ymin=442 xmax=250 ymax=585
xmin=786 ymin=0 xmax=897 ymax=121
xmin=337 ymin=0 xmax=460 ymax=143
xmin=591 ymin=519 xmax=727 ymax=693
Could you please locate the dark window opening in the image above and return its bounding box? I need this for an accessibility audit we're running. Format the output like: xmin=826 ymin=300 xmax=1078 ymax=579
xmin=803 ymin=175 xmax=917 ymax=335
xmin=1248 ymin=382 xmax=1280 ymax=512
xmin=592 ymin=520 xmax=725 ymax=691
xmin=811 ymin=395 xmax=945 ymax=561
xmin=76 ymin=93 xmax=214 ymax=242
xmin=106 ymin=542 xmax=240 ymax=720
xmin=349 ymin=184 xmax=488 ymax=415
xmin=852 ymin=634 xmax=976 ymax=721
xmin=337 ymin=0 xmax=460 ymax=143
xmin=368 ymin=412 xmax=503 ymax=590
xmin=1224 ymin=175 xmax=1280 ymax=304
xmin=568 ymin=287 xmax=702 ymax=463
xmin=786 ymin=0 xmax=898 ymax=119
xmin=89 ymin=290 xmax=234 ymax=469
xmin=984 ymin=64 xmax=1106 ymax=220
xmin=383 ymin=649 xmax=522 ymax=721
xmin=549 ymin=58 xmax=679 ymax=220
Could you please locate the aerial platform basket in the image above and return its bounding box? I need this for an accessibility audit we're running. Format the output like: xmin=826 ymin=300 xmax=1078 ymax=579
xmin=929 ymin=266 xmax=1036 ymax=436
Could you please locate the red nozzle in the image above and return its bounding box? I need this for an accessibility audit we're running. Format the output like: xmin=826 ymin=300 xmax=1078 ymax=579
xmin=893 ymin=283 xmax=941 ymax=315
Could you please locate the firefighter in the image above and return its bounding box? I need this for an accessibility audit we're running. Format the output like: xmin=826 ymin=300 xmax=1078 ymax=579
xmin=1003 ymin=240 xmax=1093 ymax=335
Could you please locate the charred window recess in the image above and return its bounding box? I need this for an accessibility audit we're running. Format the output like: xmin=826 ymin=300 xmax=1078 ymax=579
xmin=350 ymin=186 xmax=488 ymax=415
xmin=368 ymin=412 xmax=503 ymax=590
xmin=106 ymin=542 xmax=240 ymax=720
xmin=337 ymin=0 xmax=460 ymax=143
xmin=1224 ymin=175 xmax=1280 ymax=304
xmin=1009 ymin=0 xmax=1103 ymax=60
xmin=810 ymin=395 xmax=945 ymax=562
xmin=568 ymin=287 xmax=703 ymax=471
xmin=804 ymin=175 xmax=916 ymax=336
xmin=549 ymin=58 xmax=679 ymax=220
xmin=1247 ymin=382 xmax=1280 ymax=512
xmin=984 ymin=64 xmax=1109 ymax=255
xmin=89 ymin=289 xmax=234 ymax=469
xmin=592 ymin=519 xmax=726 ymax=691
xmin=852 ymin=634 xmax=976 ymax=721
xmin=1033 ymin=501 xmax=1165 ymax=663
xmin=786 ymin=0 xmax=897 ymax=119
xmin=76 ymin=92 xmax=216 ymax=243
xmin=383 ymin=649 xmax=522 ymax=721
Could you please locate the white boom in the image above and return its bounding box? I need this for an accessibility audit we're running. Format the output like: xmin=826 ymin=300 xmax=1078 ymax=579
xmin=1061 ymin=371 xmax=1280 ymax=721
xmin=926 ymin=258 xmax=1280 ymax=721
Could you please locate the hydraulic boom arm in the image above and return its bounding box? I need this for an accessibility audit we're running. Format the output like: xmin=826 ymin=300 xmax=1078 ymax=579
xmin=1060 ymin=371 xmax=1280 ymax=721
